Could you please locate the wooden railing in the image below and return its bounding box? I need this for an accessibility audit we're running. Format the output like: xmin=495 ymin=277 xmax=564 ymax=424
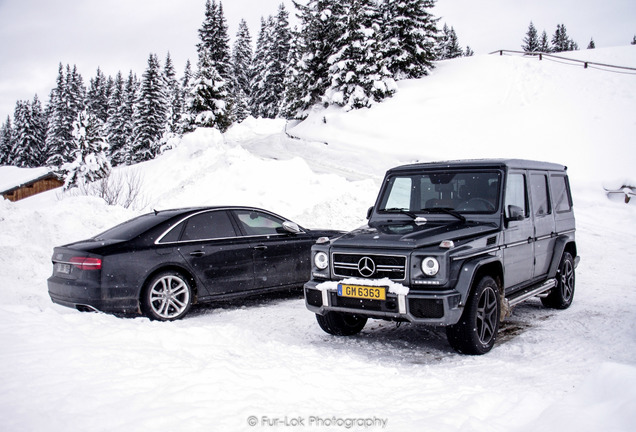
xmin=489 ymin=49 xmax=636 ymax=74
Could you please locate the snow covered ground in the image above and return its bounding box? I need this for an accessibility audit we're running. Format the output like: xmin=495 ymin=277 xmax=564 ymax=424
xmin=1 ymin=47 xmax=635 ymax=432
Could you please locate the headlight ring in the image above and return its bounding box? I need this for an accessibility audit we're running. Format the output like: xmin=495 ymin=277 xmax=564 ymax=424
xmin=421 ymin=257 xmax=440 ymax=276
xmin=314 ymin=251 xmax=329 ymax=270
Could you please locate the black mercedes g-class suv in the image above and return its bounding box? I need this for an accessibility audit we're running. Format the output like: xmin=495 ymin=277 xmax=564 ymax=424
xmin=304 ymin=159 xmax=579 ymax=354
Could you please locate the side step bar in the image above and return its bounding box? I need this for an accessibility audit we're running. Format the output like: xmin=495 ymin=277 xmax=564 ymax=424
xmin=506 ymin=278 xmax=557 ymax=308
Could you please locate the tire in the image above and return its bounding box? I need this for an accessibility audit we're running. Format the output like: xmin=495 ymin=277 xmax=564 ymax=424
xmin=316 ymin=311 xmax=368 ymax=336
xmin=446 ymin=275 xmax=501 ymax=355
xmin=541 ymin=252 xmax=575 ymax=309
xmin=141 ymin=271 xmax=193 ymax=321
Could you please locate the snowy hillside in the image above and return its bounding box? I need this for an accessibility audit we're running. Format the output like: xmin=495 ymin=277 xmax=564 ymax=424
xmin=1 ymin=47 xmax=635 ymax=432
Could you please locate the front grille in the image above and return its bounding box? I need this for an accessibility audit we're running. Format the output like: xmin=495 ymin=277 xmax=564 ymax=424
xmin=409 ymin=298 xmax=444 ymax=319
xmin=333 ymin=253 xmax=407 ymax=280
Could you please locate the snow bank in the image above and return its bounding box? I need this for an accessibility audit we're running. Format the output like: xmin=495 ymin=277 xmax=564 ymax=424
xmin=289 ymin=47 xmax=636 ymax=188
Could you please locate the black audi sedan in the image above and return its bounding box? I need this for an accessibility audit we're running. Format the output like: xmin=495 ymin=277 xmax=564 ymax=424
xmin=48 ymin=206 xmax=343 ymax=321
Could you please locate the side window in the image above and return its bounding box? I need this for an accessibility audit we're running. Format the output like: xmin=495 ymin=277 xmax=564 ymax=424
xmin=235 ymin=210 xmax=285 ymax=236
xmin=530 ymin=174 xmax=551 ymax=216
xmin=550 ymin=174 xmax=572 ymax=213
xmin=159 ymin=222 xmax=184 ymax=243
xmin=181 ymin=211 xmax=237 ymax=241
xmin=504 ymin=173 xmax=528 ymax=218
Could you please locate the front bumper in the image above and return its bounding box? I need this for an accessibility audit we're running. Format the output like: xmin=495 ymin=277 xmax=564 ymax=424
xmin=304 ymin=280 xmax=464 ymax=326
xmin=47 ymin=276 xmax=140 ymax=314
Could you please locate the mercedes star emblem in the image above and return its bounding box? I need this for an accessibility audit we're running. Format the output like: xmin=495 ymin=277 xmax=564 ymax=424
xmin=358 ymin=256 xmax=376 ymax=278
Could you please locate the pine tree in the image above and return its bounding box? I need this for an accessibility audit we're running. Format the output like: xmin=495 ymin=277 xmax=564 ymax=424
xmin=631 ymin=35 xmax=636 ymax=45
xmin=587 ymin=38 xmax=595 ymax=49
xmin=0 ymin=116 xmax=15 ymax=165
xmin=325 ymin=0 xmax=396 ymax=110
xmin=122 ymin=72 xmax=138 ymax=164
xmin=45 ymin=64 xmax=87 ymax=167
xmin=269 ymin=4 xmax=292 ymax=116
xmin=280 ymin=27 xmax=304 ymax=118
xmin=250 ymin=17 xmax=275 ymax=118
xmin=184 ymin=50 xmax=233 ymax=132
xmin=231 ymin=19 xmax=253 ymax=122
xmin=291 ymin=0 xmax=343 ymax=116
xmin=250 ymin=10 xmax=292 ymax=119
xmin=522 ymin=22 xmax=540 ymax=53
xmin=197 ymin=0 xmax=232 ymax=80
xmin=62 ymin=109 xmax=111 ymax=189
xmin=538 ymin=30 xmax=550 ymax=53
xmin=106 ymin=72 xmax=130 ymax=166
xmin=187 ymin=0 xmax=234 ymax=130
xmin=132 ymin=54 xmax=167 ymax=162
xmin=438 ymin=24 xmax=464 ymax=59
xmin=11 ymin=96 xmax=47 ymax=167
xmin=87 ymin=67 xmax=111 ymax=124
xmin=381 ymin=0 xmax=438 ymax=80
xmin=551 ymin=24 xmax=578 ymax=52
xmin=464 ymin=46 xmax=474 ymax=56
xmin=163 ymin=52 xmax=183 ymax=134
xmin=178 ymin=61 xmax=195 ymax=133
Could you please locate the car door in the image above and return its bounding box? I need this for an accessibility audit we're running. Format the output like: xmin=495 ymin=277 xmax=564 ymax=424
xmin=231 ymin=209 xmax=314 ymax=289
xmin=502 ymin=171 xmax=535 ymax=291
xmin=174 ymin=210 xmax=255 ymax=295
xmin=529 ymin=171 xmax=556 ymax=277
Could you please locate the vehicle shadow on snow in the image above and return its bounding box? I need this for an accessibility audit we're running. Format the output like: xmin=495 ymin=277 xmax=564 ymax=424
xmin=310 ymin=299 xmax=557 ymax=363
xmin=185 ymin=290 xmax=556 ymax=362
xmin=186 ymin=288 xmax=305 ymax=317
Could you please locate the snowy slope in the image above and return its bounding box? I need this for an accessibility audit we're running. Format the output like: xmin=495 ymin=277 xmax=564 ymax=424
xmin=1 ymin=47 xmax=635 ymax=432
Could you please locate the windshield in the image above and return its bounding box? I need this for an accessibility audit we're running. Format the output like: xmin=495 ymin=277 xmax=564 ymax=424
xmin=379 ymin=171 xmax=501 ymax=215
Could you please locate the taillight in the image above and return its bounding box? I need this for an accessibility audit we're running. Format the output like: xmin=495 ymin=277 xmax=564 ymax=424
xmin=69 ymin=257 xmax=102 ymax=270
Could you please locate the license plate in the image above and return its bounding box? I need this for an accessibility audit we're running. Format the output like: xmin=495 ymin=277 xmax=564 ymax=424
xmin=338 ymin=284 xmax=386 ymax=301
xmin=55 ymin=263 xmax=71 ymax=274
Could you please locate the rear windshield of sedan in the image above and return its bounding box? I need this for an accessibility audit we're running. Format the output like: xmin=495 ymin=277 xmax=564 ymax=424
xmin=94 ymin=213 xmax=174 ymax=241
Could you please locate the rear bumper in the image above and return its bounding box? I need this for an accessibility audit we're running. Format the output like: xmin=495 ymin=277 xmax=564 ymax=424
xmin=304 ymin=280 xmax=464 ymax=326
xmin=47 ymin=276 xmax=140 ymax=314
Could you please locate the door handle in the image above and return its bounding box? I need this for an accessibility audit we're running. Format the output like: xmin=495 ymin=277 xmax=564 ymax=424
xmin=189 ymin=250 xmax=205 ymax=257
xmin=253 ymin=245 xmax=268 ymax=251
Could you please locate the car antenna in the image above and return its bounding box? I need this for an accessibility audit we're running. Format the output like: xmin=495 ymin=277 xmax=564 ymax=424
xmin=153 ymin=209 xmax=159 ymax=215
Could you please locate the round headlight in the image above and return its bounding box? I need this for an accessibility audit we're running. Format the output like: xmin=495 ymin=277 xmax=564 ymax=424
xmin=314 ymin=251 xmax=329 ymax=270
xmin=421 ymin=257 xmax=439 ymax=276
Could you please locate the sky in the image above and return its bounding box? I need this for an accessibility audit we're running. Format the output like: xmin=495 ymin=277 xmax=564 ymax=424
xmin=0 ymin=0 xmax=635 ymax=122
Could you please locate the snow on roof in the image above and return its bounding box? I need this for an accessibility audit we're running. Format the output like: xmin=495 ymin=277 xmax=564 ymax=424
xmin=0 ymin=166 xmax=53 ymax=193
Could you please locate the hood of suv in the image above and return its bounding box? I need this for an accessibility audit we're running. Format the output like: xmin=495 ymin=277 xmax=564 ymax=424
xmin=333 ymin=220 xmax=499 ymax=249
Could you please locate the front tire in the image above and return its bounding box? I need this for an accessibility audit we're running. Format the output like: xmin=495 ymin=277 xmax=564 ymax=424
xmin=316 ymin=311 xmax=367 ymax=336
xmin=541 ymin=252 xmax=575 ymax=309
xmin=141 ymin=271 xmax=193 ymax=321
xmin=447 ymin=275 xmax=501 ymax=355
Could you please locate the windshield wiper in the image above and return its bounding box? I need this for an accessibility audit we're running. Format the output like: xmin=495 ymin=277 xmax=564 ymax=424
xmin=419 ymin=207 xmax=466 ymax=222
xmin=382 ymin=208 xmax=417 ymax=219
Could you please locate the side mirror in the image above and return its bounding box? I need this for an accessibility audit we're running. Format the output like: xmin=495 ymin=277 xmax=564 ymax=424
xmin=505 ymin=205 xmax=525 ymax=222
xmin=282 ymin=221 xmax=302 ymax=234
xmin=366 ymin=206 xmax=374 ymax=220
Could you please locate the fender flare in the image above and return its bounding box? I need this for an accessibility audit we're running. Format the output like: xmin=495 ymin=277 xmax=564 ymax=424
xmin=547 ymin=235 xmax=576 ymax=278
xmin=455 ymin=255 xmax=503 ymax=304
